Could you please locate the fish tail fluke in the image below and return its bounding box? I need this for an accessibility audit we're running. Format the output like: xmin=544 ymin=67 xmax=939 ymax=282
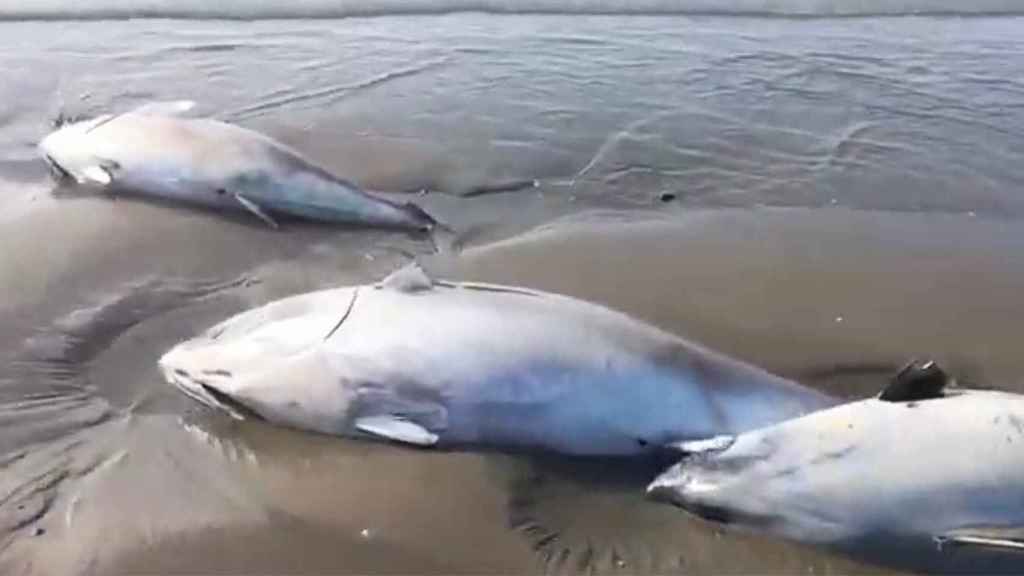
xmin=401 ymin=200 xmax=444 ymax=231
xmin=427 ymin=222 xmax=462 ymax=256
xmin=400 ymin=201 xmax=461 ymax=256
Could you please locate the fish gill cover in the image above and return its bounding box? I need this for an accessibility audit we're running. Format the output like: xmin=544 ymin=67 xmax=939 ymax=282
xmin=0 ymin=0 xmax=1022 ymax=19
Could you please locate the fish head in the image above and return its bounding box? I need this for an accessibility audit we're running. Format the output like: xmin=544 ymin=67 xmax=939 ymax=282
xmin=38 ymin=114 xmax=113 ymax=183
xmin=647 ymin=410 xmax=862 ymax=544
xmin=159 ymin=288 xmax=360 ymax=435
xmin=647 ymin=434 xmax=785 ymax=528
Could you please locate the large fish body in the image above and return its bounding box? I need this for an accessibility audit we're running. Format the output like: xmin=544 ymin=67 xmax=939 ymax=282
xmin=38 ymin=102 xmax=435 ymax=230
xmin=648 ymin=362 xmax=1024 ymax=571
xmin=159 ymin=265 xmax=836 ymax=457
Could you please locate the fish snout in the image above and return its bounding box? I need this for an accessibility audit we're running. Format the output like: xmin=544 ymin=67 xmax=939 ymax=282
xmin=646 ymin=465 xmax=689 ymax=505
xmin=157 ymin=345 xmax=185 ymax=385
xmin=646 ymin=434 xmax=740 ymax=507
xmin=159 ymin=344 xmax=209 ymax=403
xmin=648 ymin=448 xmax=783 ymax=531
xmin=37 ymin=130 xmax=56 ymax=155
xmin=158 ymin=340 xmax=201 ymax=381
xmin=647 ymin=467 xmax=740 ymax=525
xmin=648 ymin=461 xmax=716 ymax=505
xmin=38 ymin=131 xmax=74 ymax=181
xmin=158 ymin=344 xmax=251 ymax=420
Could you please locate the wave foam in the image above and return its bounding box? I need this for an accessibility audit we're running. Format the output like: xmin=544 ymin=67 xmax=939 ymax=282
xmin=0 ymin=0 xmax=1022 ymax=20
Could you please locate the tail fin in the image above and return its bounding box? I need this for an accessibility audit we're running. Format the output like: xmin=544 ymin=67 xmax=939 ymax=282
xmin=402 ymin=201 xmax=460 ymax=256
xmin=402 ymin=200 xmax=442 ymax=232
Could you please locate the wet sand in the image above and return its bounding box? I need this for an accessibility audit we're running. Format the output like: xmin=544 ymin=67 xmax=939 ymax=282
xmin=446 ymin=208 xmax=1024 ymax=392
xmin=3 ymin=12 xmax=1024 ymax=575
xmin=4 ymin=189 xmax=1024 ymax=574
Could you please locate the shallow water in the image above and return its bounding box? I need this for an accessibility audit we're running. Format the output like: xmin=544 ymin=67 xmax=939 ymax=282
xmin=2 ymin=12 xmax=1024 ymax=575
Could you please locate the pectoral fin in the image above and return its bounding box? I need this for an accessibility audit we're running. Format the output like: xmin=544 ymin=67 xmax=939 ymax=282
xmin=667 ymin=435 xmax=736 ymax=455
xmin=130 ymin=100 xmax=197 ymax=117
xmin=355 ymin=415 xmax=438 ymax=447
xmin=79 ymin=165 xmax=113 ymax=186
xmin=936 ymin=527 xmax=1024 ymax=552
xmin=234 ymin=193 xmax=279 ymax=229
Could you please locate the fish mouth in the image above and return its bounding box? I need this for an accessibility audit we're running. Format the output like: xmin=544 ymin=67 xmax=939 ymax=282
xmin=647 ymin=471 xmax=711 ymax=512
xmin=158 ymin=354 xmax=260 ymax=421
xmin=42 ymin=154 xmax=72 ymax=182
xmin=647 ymin=468 xmax=776 ymax=529
xmin=646 ymin=481 xmax=741 ymax=525
xmin=648 ymin=484 xmax=776 ymax=529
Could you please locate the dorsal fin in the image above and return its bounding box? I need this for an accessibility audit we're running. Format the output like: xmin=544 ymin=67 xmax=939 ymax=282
xmin=878 ymin=359 xmax=951 ymax=402
xmin=376 ymin=262 xmax=434 ymax=293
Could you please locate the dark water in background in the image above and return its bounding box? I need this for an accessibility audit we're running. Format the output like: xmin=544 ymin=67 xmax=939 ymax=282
xmin=4 ymin=15 xmax=1024 ymax=214
xmin=1 ymin=10 xmax=1024 ymax=575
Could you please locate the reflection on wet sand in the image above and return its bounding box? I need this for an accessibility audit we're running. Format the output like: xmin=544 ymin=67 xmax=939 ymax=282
xmin=3 ymin=13 xmax=1024 ymax=574
xmin=446 ymin=208 xmax=1024 ymax=395
xmin=7 ymin=196 xmax=1023 ymax=573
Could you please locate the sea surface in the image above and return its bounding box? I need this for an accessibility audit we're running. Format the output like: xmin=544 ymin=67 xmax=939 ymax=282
xmin=2 ymin=4 xmax=1024 ymax=574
